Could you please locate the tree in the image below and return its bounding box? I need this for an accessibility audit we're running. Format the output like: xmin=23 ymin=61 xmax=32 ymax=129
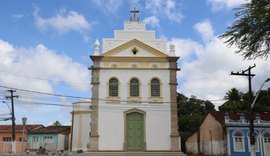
xmin=224 ymin=88 xmax=243 ymax=102
xmin=219 ymin=88 xmax=247 ymax=112
xmin=219 ymin=0 xmax=270 ymax=59
xmin=53 ymin=120 xmax=62 ymax=126
xmin=219 ymin=87 xmax=270 ymax=112
xmin=177 ymin=93 xmax=215 ymax=152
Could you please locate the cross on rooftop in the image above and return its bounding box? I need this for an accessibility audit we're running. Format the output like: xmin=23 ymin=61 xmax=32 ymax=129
xmin=130 ymin=7 xmax=139 ymax=22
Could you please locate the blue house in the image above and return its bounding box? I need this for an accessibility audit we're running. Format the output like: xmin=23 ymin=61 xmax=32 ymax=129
xmin=186 ymin=112 xmax=270 ymax=156
xmin=28 ymin=125 xmax=70 ymax=151
xmin=225 ymin=112 xmax=270 ymax=156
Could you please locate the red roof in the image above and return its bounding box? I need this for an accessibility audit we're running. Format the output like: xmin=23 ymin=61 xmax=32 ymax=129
xmin=209 ymin=111 xmax=270 ymax=125
xmin=29 ymin=125 xmax=70 ymax=135
xmin=0 ymin=124 xmax=44 ymax=133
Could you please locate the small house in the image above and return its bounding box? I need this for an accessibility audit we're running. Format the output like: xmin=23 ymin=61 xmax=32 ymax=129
xmin=0 ymin=124 xmax=43 ymax=154
xmin=185 ymin=111 xmax=270 ymax=156
xmin=28 ymin=125 xmax=70 ymax=151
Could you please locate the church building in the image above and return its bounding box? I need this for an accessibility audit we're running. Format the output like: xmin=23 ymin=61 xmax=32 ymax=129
xmin=88 ymin=9 xmax=183 ymax=155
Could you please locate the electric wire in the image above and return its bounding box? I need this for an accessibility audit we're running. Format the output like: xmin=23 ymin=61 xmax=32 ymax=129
xmin=0 ymin=69 xmax=90 ymax=87
xmin=0 ymin=85 xmax=90 ymax=100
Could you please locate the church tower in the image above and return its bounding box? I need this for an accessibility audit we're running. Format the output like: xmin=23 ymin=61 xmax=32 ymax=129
xmin=89 ymin=8 xmax=182 ymax=154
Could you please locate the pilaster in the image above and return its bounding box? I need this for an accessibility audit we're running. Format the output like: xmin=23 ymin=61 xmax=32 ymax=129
xmin=89 ymin=57 xmax=101 ymax=151
xmin=169 ymin=58 xmax=180 ymax=151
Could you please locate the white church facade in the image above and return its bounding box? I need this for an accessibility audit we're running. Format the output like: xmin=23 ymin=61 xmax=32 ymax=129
xmin=86 ymin=10 xmax=183 ymax=155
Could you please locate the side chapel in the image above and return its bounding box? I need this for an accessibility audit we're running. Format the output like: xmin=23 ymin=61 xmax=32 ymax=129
xmin=89 ymin=9 xmax=182 ymax=154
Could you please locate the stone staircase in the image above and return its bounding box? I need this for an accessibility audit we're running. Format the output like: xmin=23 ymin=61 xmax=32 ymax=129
xmin=83 ymin=151 xmax=186 ymax=156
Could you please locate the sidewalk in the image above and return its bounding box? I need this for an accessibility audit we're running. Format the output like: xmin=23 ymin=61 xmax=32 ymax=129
xmin=1 ymin=151 xmax=83 ymax=156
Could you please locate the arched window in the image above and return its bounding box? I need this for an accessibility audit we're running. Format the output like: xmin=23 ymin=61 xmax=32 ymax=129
xmin=233 ymin=131 xmax=245 ymax=151
xmin=130 ymin=78 xmax=139 ymax=97
xmin=151 ymin=78 xmax=160 ymax=97
xmin=247 ymin=131 xmax=260 ymax=152
xmin=109 ymin=78 xmax=118 ymax=97
xmin=263 ymin=133 xmax=270 ymax=143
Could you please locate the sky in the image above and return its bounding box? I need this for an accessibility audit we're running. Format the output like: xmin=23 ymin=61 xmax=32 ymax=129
xmin=0 ymin=0 xmax=270 ymax=126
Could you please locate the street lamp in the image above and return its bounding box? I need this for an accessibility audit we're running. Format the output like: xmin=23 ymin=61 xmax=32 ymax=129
xmin=21 ymin=117 xmax=27 ymax=154
xmin=2 ymin=101 xmax=11 ymax=113
xmin=250 ymin=78 xmax=270 ymax=156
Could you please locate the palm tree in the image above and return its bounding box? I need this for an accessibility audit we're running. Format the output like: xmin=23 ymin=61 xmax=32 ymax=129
xmin=219 ymin=88 xmax=243 ymax=111
xmin=224 ymin=88 xmax=243 ymax=102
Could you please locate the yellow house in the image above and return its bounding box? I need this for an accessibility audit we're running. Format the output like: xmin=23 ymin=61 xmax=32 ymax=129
xmin=185 ymin=111 xmax=226 ymax=155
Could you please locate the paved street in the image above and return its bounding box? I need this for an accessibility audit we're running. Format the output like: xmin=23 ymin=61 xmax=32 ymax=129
xmin=1 ymin=151 xmax=83 ymax=156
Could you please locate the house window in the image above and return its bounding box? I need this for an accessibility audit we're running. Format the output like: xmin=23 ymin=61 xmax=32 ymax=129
xmin=248 ymin=133 xmax=260 ymax=152
xmin=109 ymin=78 xmax=118 ymax=97
xmin=151 ymin=78 xmax=160 ymax=97
xmin=3 ymin=137 xmax=12 ymax=142
xmin=19 ymin=137 xmax=26 ymax=142
xmin=264 ymin=133 xmax=270 ymax=143
xmin=233 ymin=131 xmax=245 ymax=151
xmin=130 ymin=78 xmax=139 ymax=97
xmin=43 ymin=136 xmax=53 ymax=144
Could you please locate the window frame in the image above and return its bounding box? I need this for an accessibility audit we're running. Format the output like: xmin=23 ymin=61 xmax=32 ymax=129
xmin=233 ymin=131 xmax=245 ymax=152
xmin=3 ymin=137 xmax=12 ymax=142
xmin=109 ymin=78 xmax=119 ymax=97
xmin=150 ymin=78 xmax=160 ymax=97
xmin=43 ymin=135 xmax=53 ymax=144
xmin=130 ymin=78 xmax=139 ymax=97
xmin=247 ymin=131 xmax=260 ymax=152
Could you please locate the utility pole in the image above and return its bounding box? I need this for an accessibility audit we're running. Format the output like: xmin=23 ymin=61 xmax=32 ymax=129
xmin=5 ymin=89 xmax=18 ymax=154
xmin=231 ymin=64 xmax=256 ymax=156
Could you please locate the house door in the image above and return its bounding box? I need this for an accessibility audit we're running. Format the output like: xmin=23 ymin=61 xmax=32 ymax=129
xmin=126 ymin=112 xmax=144 ymax=151
xmin=263 ymin=135 xmax=270 ymax=156
xmin=32 ymin=136 xmax=40 ymax=149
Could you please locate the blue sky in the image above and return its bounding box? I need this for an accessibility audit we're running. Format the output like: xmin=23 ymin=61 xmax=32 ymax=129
xmin=1 ymin=0 xmax=269 ymax=126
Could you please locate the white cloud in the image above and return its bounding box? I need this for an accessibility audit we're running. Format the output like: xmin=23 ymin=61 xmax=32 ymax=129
xmin=193 ymin=19 xmax=214 ymax=42
xmin=168 ymin=38 xmax=203 ymax=59
xmin=168 ymin=20 xmax=270 ymax=109
xmin=145 ymin=0 xmax=184 ymax=23
xmin=90 ymin=0 xmax=124 ymax=13
xmin=207 ymin=0 xmax=250 ymax=11
xmin=34 ymin=8 xmax=90 ymax=34
xmin=143 ymin=16 xmax=160 ymax=28
xmin=0 ymin=39 xmax=90 ymax=94
xmin=0 ymin=40 xmax=15 ymax=66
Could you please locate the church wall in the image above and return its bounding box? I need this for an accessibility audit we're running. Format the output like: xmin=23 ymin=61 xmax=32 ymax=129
xmin=72 ymin=113 xmax=91 ymax=151
xmin=72 ymin=114 xmax=79 ymax=150
xmin=71 ymin=101 xmax=92 ymax=151
xmin=97 ymin=69 xmax=171 ymax=150
xmin=81 ymin=113 xmax=91 ymax=150
xmin=99 ymin=69 xmax=170 ymax=102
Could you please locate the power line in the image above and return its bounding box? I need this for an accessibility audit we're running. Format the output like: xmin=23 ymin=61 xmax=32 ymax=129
xmin=1 ymin=84 xmax=228 ymax=105
xmin=0 ymin=69 xmax=90 ymax=86
xmin=0 ymin=85 xmax=90 ymax=100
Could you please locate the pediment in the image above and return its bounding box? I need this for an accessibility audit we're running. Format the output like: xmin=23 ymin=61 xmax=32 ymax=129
xmin=102 ymin=39 xmax=169 ymax=57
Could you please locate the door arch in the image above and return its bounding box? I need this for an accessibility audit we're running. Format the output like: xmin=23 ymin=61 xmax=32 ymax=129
xmin=124 ymin=109 xmax=145 ymax=151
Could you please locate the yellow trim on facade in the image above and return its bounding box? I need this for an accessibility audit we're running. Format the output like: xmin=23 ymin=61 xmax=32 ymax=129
xmin=106 ymin=77 xmax=121 ymax=102
xmin=102 ymin=61 xmax=169 ymax=69
xmin=102 ymin=39 xmax=169 ymax=57
xmin=73 ymin=110 xmax=92 ymax=115
xmin=101 ymin=57 xmax=170 ymax=62
xmin=127 ymin=77 xmax=142 ymax=102
xmin=148 ymin=77 xmax=163 ymax=102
